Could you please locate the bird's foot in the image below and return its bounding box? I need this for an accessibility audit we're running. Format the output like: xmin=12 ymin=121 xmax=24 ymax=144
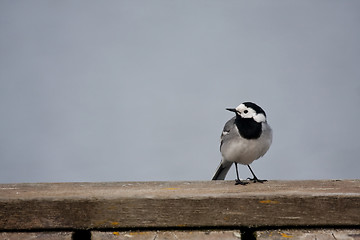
xmin=235 ymin=179 xmax=249 ymax=185
xmin=247 ymin=177 xmax=267 ymax=183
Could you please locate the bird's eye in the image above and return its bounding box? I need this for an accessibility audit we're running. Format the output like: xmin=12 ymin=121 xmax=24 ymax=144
xmin=244 ymin=110 xmax=248 ymax=114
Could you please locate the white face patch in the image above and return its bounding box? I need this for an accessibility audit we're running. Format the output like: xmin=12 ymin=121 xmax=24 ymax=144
xmin=235 ymin=104 xmax=247 ymax=114
xmin=235 ymin=103 xmax=266 ymax=123
xmin=253 ymin=113 xmax=266 ymax=123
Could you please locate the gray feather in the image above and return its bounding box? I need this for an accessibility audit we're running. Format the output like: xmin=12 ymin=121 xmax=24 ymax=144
xmin=212 ymin=161 xmax=232 ymax=180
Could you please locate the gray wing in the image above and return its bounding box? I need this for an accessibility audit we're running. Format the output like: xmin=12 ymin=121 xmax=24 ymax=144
xmin=212 ymin=117 xmax=236 ymax=180
xmin=220 ymin=117 xmax=236 ymax=151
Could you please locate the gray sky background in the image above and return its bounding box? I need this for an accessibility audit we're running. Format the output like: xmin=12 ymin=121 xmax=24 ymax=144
xmin=1 ymin=1 xmax=360 ymax=183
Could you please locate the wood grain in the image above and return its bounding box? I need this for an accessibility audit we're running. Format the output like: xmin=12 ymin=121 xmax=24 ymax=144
xmin=0 ymin=180 xmax=359 ymax=230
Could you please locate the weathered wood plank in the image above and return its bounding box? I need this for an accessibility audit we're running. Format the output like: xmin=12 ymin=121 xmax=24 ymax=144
xmin=257 ymin=229 xmax=360 ymax=240
xmin=0 ymin=180 xmax=359 ymax=230
xmin=92 ymin=230 xmax=242 ymax=240
xmin=0 ymin=232 xmax=72 ymax=240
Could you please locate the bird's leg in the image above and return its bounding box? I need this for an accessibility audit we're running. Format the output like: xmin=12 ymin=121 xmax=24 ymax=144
xmin=234 ymin=163 xmax=249 ymax=185
xmin=247 ymin=165 xmax=267 ymax=183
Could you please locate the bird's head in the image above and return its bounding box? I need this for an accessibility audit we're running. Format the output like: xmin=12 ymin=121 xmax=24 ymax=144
xmin=226 ymin=102 xmax=267 ymax=123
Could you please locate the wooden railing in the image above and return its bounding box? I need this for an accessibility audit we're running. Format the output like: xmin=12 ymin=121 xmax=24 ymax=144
xmin=1 ymin=180 xmax=359 ymax=239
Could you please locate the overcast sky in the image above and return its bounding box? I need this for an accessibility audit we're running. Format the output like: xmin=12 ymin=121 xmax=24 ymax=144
xmin=1 ymin=1 xmax=359 ymax=183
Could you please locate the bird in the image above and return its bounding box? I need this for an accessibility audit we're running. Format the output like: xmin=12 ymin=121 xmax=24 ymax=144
xmin=212 ymin=102 xmax=272 ymax=185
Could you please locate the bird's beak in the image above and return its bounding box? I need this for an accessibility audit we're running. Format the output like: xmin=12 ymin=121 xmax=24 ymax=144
xmin=226 ymin=108 xmax=237 ymax=113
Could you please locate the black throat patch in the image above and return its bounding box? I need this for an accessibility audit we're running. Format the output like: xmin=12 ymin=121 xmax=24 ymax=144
xmin=235 ymin=116 xmax=262 ymax=139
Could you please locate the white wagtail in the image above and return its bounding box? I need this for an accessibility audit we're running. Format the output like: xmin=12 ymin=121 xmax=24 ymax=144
xmin=212 ymin=102 xmax=273 ymax=185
